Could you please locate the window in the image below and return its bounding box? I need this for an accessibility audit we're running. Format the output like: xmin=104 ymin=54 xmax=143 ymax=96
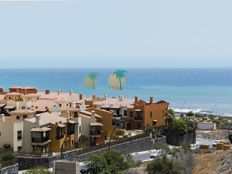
xmin=79 ymin=126 xmax=82 ymax=134
xmin=74 ymin=112 xmax=78 ymax=118
xmin=23 ymin=115 xmax=27 ymax=119
xmin=124 ymin=110 xmax=127 ymax=116
xmin=67 ymin=124 xmax=75 ymax=135
xmin=18 ymin=146 xmax=22 ymax=152
xmin=150 ymin=112 xmax=153 ymax=118
xmin=17 ymin=130 xmax=22 ymax=140
xmin=130 ymin=112 xmax=133 ymax=118
xmin=16 ymin=116 xmax=20 ymax=120
xmin=56 ymin=127 xmax=64 ymax=140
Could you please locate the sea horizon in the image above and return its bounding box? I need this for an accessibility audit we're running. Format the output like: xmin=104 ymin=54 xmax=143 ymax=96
xmin=0 ymin=68 xmax=232 ymax=116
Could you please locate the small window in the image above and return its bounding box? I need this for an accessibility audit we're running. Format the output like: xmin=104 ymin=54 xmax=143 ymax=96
xmin=18 ymin=146 xmax=22 ymax=152
xmin=74 ymin=112 xmax=78 ymax=118
xmin=79 ymin=126 xmax=82 ymax=134
xmin=23 ymin=115 xmax=27 ymax=119
xmin=17 ymin=130 xmax=22 ymax=140
xmin=130 ymin=112 xmax=133 ymax=118
xmin=150 ymin=112 xmax=153 ymax=118
xmin=16 ymin=116 xmax=20 ymax=120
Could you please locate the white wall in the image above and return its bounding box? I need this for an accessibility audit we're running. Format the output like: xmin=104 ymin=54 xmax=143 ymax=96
xmin=197 ymin=122 xmax=216 ymax=130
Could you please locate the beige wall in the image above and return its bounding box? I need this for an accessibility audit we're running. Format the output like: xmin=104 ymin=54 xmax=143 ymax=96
xmin=0 ymin=121 xmax=23 ymax=152
xmin=86 ymin=108 xmax=116 ymax=137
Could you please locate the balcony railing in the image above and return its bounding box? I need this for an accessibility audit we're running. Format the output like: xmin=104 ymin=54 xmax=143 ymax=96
xmin=90 ymin=130 xmax=101 ymax=136
xmin=31 ymin=136 xmax=49 ymax=143
xmin=56 ymin=134 xmax=65 ymax=140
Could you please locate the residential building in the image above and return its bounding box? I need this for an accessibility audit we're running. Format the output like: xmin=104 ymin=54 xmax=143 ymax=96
xmin=127 ymin=97 xmax=169 ymax=130
xmin=0 ymin=114 xmax=23 ymax=152
xmin=23 ymin=112 xmax=76 ymax=154
xmin=86 ymin=107 xmax=116 ymax=137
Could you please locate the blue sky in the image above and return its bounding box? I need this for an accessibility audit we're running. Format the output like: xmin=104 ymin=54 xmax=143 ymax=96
xmin=0 ymin=0 xmax=232 ymax=68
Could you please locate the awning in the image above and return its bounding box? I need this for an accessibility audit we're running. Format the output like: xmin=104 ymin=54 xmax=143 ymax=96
xmin=58 ymin=124 xmax=66 ymax=128
xmin=5 ymin=105 xmax=16 ymax=109
xmin=68 ymin=120 xmax=76 ymax=124
xmin=31 ymin=127 xmax=51 ymax=132
xmin=90 ymin=122 xmax=103 ymax=127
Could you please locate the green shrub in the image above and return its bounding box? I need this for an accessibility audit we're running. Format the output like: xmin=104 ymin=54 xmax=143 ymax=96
xmin=89 ymin=150 xmax=140 ymax=174
xmin=146 ymin=157 xmax=182 ymax=174
xmin=0 ymin=153 xmax=15 ymax=162
xmin=171 ymin=119 xmax=187 ymax=135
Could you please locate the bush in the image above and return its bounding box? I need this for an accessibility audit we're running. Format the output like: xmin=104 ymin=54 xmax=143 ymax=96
xmin=146 ymin=157 xmax=182 ymax=174
xmin=0 ymin=153 xmax=15 ymax=162
xmin=89 ymin=150 xmax=140 ymax=174
xmin=171 ymin=119 xmax=187 ymax=135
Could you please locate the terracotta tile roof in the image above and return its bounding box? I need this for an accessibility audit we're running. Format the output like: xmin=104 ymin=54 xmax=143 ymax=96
xmin=25 ymin=112 xmax=68 ymax=126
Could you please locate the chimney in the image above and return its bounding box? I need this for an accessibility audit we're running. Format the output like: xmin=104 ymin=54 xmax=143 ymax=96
xmin=67 ymin=111 xmax=70 ymax=118
xmin=0 ymin=87 xmax=4 ymax=94
xmin=69 ymin=90 xmax=73 ymax=96
xmin=45 ymin=89 xmax=50 ymax=94
xmin=57 ymin=90 xmax=61 ymax=95
xmin=150 ymin=97 xmax=154 ymax=104
xmin=1 ymin=114 xmax=5 ymax=122
xmin=92 ymin=95 xmax=96 ymax=100
xmin=35 ymin=115 xmax=40 ymax=124
xmin=105 ymin=94 xmax=108 ymax=100
xmin=79 ymin=94 xmax=83 ymax=100
xmin=91 ymin=111 xmax=96 ymax=119
xmin=135 ymin=96 xmax=138 ymax=103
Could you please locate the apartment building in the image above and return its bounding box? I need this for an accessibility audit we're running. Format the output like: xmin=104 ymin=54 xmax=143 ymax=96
xmin=0 ymin=114 xmax=23 ymax=152
xmin=86 ymin=107 xmax=116 ymax=137
xmin=127 ymin=97 xmax=169 ymax=130
xmin=23 ymin=112 xmax=77 ymax=154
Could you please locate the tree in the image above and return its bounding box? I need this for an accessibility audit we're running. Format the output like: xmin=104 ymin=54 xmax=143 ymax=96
xmin=113 ymin=69 xmax=127 ymax=90
xmin=170 ymin=119 xmax=188 ymax=135
xmin=174 ymin=141 xmax=195 ymax=174
xmin=84 ymin=72 xmax=98 ymax=89
xmin=88 ymin=150 xmax=140 ymax=174
xmin=24 ymin=167 xmax=52 ymax=174
xmin=146 ymin=157 xmax=182 ymax=174
xmin=88 ymin=73 xmax=98 ymax=89
xmin=0 ymin=153 xmax=15 ymax=162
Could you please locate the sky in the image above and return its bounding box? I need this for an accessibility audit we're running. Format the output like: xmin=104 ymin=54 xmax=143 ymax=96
xmin=0 ymin=0 xmax=232 ymax=68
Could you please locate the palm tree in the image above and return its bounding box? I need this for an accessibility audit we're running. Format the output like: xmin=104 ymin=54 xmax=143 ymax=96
xmin=113 ymin=69 xmax=127 ymax=90
xmin=87 ymin=72 xmax=98 ymax=89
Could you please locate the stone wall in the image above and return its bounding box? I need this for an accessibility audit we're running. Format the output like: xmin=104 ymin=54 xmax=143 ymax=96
xmin=164 ymin=129 xmax=196 ymax=146
xmin=17 ymin=135 xmax=166 ymax=170
xmin=0 ymin=163 xmax=18 ymax=174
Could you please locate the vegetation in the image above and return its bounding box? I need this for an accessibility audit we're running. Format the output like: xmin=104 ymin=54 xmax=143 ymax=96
xmin=144 ymin=125 xmax=163 ymax=140
xmin=88 ymin=150 xmax=141 ymax=174
xmin=24 ymin=167 xmax=52 ymax=174
xmin=113 ymin=69 xmax=127 ymax=90
xmin=146 ymin=157 xmax=182 ymax=174
xmin=0 ymin=153 xmax=15 ymax=162
xmin=170 ymin=119 xmax=188 ymax=135
xmin=174 ymin=141 xmax=195 ymax=174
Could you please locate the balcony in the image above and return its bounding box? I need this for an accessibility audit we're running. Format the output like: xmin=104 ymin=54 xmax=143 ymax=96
xmin=90 ymin=130 xmax=102 ymax=137
xmin=32 ymin=136 xmax=49 ymax=143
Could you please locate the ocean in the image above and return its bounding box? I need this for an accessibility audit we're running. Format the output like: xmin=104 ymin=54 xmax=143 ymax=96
xmin=0 ymin=68 xmax=232 ymax=116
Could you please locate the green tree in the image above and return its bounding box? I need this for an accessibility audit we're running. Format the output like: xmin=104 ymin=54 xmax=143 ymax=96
xmin=171 ymin=119 xmax=188 ymax=135
xmin=146 ymin=157 xmax=182 ymax=174
xmin=89 ymin=150 xmax=140 ymax=174
xmin=113 ymin=69 xmax=127 ymax=90
xmin=24 ymin=167 xmax=52 ymax=174
xmin=88 ymin=72 xmax=98 ymax=89
xmin=0 ymin=153 xmax=15 ymax=162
